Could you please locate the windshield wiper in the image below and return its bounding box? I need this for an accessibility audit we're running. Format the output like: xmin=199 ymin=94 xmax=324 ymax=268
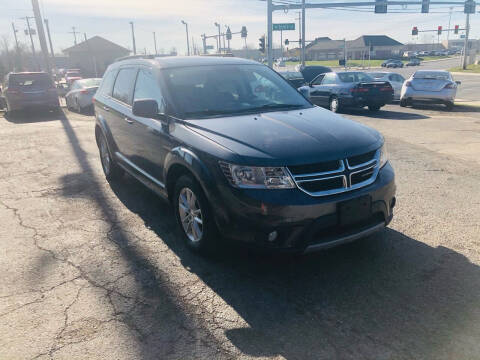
xmin=184 ymin=104 xmax=305 ymax=118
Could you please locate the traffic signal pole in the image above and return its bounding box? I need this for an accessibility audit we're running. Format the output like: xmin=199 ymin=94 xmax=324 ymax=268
xmin=301 ymin=0 xmax=306 ymax=66
xmin=267 ymin=0 xmax=273 ymax=67
xmin=462 ymin=12 xmax=470 ymax=69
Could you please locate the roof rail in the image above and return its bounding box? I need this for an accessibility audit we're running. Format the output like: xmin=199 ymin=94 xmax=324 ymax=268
xmin=114 ymin=54 xmax=157 ymax=62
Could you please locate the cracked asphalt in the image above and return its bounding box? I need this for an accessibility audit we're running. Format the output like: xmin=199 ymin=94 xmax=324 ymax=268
xmin=0 ymin=102 xmax=479 ymax=360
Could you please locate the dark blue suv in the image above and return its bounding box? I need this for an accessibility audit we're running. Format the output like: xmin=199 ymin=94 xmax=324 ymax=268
xmin=94 ymin=56 xmax=396 ymax=254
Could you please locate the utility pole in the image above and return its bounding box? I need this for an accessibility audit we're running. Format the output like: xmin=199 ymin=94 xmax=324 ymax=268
xmin=301 ymin=0 xmax=306 ymax=66
xmin=267 ymin=0 xmax=273 ymax=67
xmin=11 ymin=23 xmax=20 ymax=53
xmin=201 ymin=34 xmax=207 ymax=54
xmin=462 ymin=12 xmax=470 ymax=69
xmin=296 ymin=12 xmax=301 ymax=59
xmin=22 ymin=16 xmax=37 ymax=69
xmin=44 ymin=19 xmax=54 ymax=59
xmin=68 ymin=26 xmax=79 ymax=45
xmin=447 ymin=6 xmax=453 ymax=45
xmin=214 ymin=22 xmax=221 ymax=52
xmin=31 ymin=0 xmax=51 ymax=73
xmin=84 ymin=32 xmax=87 ymax=42
xmin=153 ymin=32 xmax=157 ymax=54
xmin=129 ymin=21 xmax=136 ymax=55
xmin=344 ymin=38 xmax=347 ymax=70
xmin=181 ymin=20 xmax=190 ymax=56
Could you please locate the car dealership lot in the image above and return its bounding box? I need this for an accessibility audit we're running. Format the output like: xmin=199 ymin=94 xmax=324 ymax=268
xmin=1 ymin=104 xmax=480 ymax=359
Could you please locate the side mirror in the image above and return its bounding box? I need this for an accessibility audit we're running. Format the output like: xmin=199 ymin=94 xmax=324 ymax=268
xmin=455 ymin=80 xmax=461 ymax=85
xmin=299 ymin=87 xmax=310 ymax=99
xmin=132 ymin=99 xmax=159 ymax=118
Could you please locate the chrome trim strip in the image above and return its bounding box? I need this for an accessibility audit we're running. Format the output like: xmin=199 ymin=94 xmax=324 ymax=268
xmin=115 ymin=152 xmax=165 ymax=188
xmin=349 ymin=163 xmax=378 ymax=186
xmin=290 ymin=160 xmax=345 ymax=178
xmin=296 ymin=174 xmax=346 ymax=184
xmin=304 ymin=222 xmax=385 ymax=253
xmin=345 ymin=149 xmax=380 ymax=170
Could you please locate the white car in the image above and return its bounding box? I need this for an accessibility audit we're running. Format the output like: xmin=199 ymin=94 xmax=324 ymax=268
xmin=400 ymin=70 xmax=460 ymax=110
xmin=369 ymin=72 xmax=405 ymax=100
xmin=66 ymin=78 xmax=102 ymax=113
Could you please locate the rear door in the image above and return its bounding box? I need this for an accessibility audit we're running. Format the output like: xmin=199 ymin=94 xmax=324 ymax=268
xmin=108 ymin=67 xmax=138 ymax=159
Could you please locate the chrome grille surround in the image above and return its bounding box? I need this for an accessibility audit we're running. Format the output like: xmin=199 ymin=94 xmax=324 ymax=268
xmin=288 ymin=149 xmax=381 ymax=197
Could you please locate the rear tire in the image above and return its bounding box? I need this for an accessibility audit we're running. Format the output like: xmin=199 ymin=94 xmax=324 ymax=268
xmin=400 ymin=98 xmax=408 ymax=107
xmin=368 ymin=105 xmax=381 ymax=112
xmin=329 ymin=96 xmax=340 ymax=113
xmin=98 ymin=131 xmax=124 ymax=182
xmin=173 ymin=175 xmax=219 ymax=254
xmin=445 ymin=101 xmax=454 ymax=111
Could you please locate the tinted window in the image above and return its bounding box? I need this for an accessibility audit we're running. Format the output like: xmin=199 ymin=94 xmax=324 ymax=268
xmin=163 ymin=64 xmax=311 ymax=118
xmin=112 ymin=68 xmax=137 ymax=105
xmin=338 ymin=72 xmax=373 ymax=83
xmin=9 ymin=73 xmax=53 ymax=89
xmin=98 ymin=70 xmax=117 ymax=97
xmin=133 ymin=68 xmax=165 ymax=112
xmin=322 ymin=73 xmax=337 ymax=85
xmin=311 ymin=74 xmax=324 ymax=86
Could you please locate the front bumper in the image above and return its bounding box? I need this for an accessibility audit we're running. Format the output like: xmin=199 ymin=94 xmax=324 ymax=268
xmin=401 ymin=87 xmax=456 ymax=102
xmin=212 ymin=162 xmax=396 ymax=253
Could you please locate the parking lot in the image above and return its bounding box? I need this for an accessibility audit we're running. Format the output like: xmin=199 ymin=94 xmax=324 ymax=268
xmin=1 ymin=92 xmax=480 ymax=359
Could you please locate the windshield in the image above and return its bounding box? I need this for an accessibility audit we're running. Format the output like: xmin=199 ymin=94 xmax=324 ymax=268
xmin=369 ymin=73 xmax=386 ymax=79
xmin=337 ymin=72 xmax=373 ymax=83
xmin=413 ymin=72 xmax=450 ymax=81
xmin=163 ymin=64 xmax=311 ymax=118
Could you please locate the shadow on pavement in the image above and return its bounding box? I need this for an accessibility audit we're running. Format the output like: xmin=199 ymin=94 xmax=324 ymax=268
xmin=2 ymin=108 xmax=67 ymax=124
xmin=108 ymin=173 xmax=480 ymax=359
xmin=409 ymin=103 xmax=480 ymax=113
xmin=345 ymin=108 xmax=430 ymax=120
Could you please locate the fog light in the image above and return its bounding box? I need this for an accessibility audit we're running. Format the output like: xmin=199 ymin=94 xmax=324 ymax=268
xmin=268 ymin=231 xmax=278 ymax=242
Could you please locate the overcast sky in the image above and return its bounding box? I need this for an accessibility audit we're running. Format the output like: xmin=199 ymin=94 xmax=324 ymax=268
xmin=1 ymin=0 xmax=478 ymax=55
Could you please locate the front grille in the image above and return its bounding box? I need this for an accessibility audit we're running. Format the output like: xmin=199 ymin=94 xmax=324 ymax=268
xmin=288 ymin=149 xmax=380 ymax=197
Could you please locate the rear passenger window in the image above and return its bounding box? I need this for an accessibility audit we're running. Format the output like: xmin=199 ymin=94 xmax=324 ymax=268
xmin=112 ymin=68 xmax=137 ymax=105
xmin=133 ymin=69 xmax=165 ymax=112
xmin=98 ymin=69 xmax=117 ymax=97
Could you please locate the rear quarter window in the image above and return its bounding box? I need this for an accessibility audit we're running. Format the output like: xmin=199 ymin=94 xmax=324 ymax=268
xmin=112 ymin=68 xmax=137 ymax=105
xmin=98 ymin=69 xmax=117 ymax=97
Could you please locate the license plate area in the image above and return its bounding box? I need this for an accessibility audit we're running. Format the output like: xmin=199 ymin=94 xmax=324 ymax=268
xmin=338 ymin=195 xmax=371 ymax=227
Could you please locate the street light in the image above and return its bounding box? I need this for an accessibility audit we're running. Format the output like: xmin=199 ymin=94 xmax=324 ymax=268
xmin=214 ymin=22 xmax=221 ymax=52
xmin=181 ymin=20 xmax=190 ymax=56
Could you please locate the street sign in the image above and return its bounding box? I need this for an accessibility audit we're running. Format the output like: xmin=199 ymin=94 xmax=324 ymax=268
xmin=460 ymin=34 xmax=466 ymax=38
xmin=273 ymin=23 xmax=295 ymax=31
xmin=205 ymin=45 xmax=214 ymax=50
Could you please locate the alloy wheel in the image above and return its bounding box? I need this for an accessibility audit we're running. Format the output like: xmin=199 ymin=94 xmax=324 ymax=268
xmin=178 ymin=187 xmax=203 ymax=243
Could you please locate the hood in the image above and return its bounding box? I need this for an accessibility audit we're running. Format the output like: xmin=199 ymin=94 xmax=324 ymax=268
xmin=185 ymin=106 xmax=382 ymax=166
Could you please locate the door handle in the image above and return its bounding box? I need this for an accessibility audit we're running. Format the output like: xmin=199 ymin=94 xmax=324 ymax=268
xmin=124 ymin=117 xmax=134 ymax=124
xmin=103 ymin=106 xmax=109 ymax=112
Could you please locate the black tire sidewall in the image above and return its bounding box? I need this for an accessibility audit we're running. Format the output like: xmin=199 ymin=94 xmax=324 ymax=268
xmin=173 ymin=175 xmax=217 ymax=252
xmin=98 ymin=132 xmax=123 ymax=181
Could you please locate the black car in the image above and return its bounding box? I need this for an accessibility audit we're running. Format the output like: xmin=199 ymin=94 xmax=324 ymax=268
xmin=296 ymin=65 xmax=332 ymax=83
xmin=406 ymin=58 xmax=421 ymax=66
xmin=385 ymin=60 xmax=403 ymax=68
xmin=278 ymin=71 xmax=306 ymax=88
xmin=381 ymin=59 xmax=396 ymax=67
xmin=94 ymin=56 xmax=395 ymax=254
xmin=299 ymin=72 xmax=394 ymax=112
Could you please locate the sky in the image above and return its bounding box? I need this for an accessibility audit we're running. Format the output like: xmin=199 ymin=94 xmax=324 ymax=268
xmin=1 ymin=0 xmax=479 ymax=55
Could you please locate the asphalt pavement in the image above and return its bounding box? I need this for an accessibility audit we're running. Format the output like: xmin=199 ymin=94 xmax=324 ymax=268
xmin=1 ymin=88 xmax=480 ymax=359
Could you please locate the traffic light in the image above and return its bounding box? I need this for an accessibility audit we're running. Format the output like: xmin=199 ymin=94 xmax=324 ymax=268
xmin=241 ymin=26 xmax=247 ymax=38
xmin=464 ymin=0 xmax=476 ymax=14
xmin=259 ymin=36 xmax=265 ymax=53
xmin=412 ymin=26 xmax=418 ymax=36
xmin=454 ymin=25 xmax=459 ymax=34
xmin=284 ymin=39 xmax=289 ymax=46
xmin=375 ymin=0 xmax=387 ymax=13
xmin=421 ymin=0 xmax=430 ymax=13
xmin=226 ymin=27 xmax=232 ymax=41
xmin=438 ymin=26 xmax=442 ymax=35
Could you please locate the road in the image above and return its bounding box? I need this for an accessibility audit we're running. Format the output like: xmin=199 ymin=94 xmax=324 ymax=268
xmin=0 ymin=101 xmax=480 ymax=359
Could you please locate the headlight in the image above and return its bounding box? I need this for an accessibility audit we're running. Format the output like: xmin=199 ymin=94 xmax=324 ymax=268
xmin=379 ymin=143 xmax=388 ymax=168
xmin=219 ymin=162 xmax=295 ymax=189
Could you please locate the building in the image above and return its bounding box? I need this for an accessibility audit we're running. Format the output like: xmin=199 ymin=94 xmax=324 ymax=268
xmin=305 ymin=37 xmax=344 ymax=60
xmin=63 ymin=36 xmax=130 ymax=77
xmin=443 ymin=38 xmax=479 ymax=51
xmin=346 ymin=35 xmax=403 ymax=59
xmin=403 ymin=43 xmax=446 ymax=52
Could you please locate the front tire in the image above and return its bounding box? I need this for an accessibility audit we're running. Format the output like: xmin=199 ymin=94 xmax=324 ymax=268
xmin=329 ymin=96 xmax=340 ymax=113
xmin=445 ymin=101 xmax=454 ymax=111
xmin=400 ymin=98 xmax=408 ymax=107
xmin=368 ymin=105 xmax=381 ymax=112
xmin=173 ymin=175 xmax=218 ymax=253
